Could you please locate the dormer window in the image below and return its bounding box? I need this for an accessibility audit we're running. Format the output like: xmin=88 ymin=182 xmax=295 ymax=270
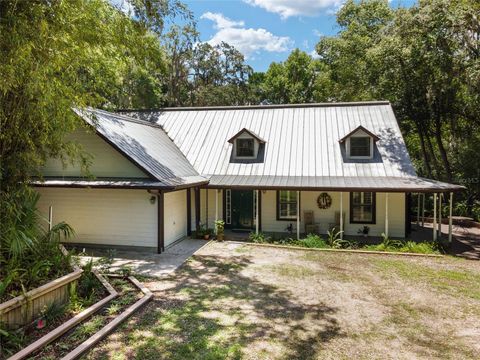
xmin=350 ymin=136 xmax=371 ymax=157
xmin=228 ymin=128 xmax=266 ymax=161
xmin=339 ymin=125 xmax=379 ymax=160
xmin=236 ymin=138 xmax=254 ymax=157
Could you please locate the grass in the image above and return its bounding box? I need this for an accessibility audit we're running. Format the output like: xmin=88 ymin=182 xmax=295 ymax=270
xmin=84 ymin=244 xmax=480 ymax=359
xmin=373 ymin=258 xmax=480 ymax=300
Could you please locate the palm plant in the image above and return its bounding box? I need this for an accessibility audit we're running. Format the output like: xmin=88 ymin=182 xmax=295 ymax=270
xmin=326 ymin=228 xmax=346 ymax=248
xmin=0 ymin=189 xmax=75 ymax=300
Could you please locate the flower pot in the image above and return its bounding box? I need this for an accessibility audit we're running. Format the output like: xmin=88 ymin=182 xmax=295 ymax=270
xmin=204 ymin=234 xmax=210 ymax=240
xmin=217 ymin=233 xmax=224 ymax=241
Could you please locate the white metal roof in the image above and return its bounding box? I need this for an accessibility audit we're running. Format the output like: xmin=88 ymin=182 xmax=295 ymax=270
xmin=131 ymin=102 xmax=418 ymax=179
xmin=76 ymin=108 xmax=208 ymax=188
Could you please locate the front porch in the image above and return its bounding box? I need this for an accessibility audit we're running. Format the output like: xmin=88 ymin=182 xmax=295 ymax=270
xmin=190 ymin=186 xmax=461 ymax=243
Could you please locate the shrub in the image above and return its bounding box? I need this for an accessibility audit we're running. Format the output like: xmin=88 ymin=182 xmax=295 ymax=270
xmin=249 ymin=232 xmax=270 ymax=243
xmin=294 ymin=234 xmax=328 ymax=248
xmin=0 ymin=190 xmax=74 ymax=301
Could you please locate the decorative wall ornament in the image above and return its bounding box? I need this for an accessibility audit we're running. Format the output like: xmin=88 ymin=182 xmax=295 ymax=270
xmin=317 ymin=192 xmax=332 ymax=209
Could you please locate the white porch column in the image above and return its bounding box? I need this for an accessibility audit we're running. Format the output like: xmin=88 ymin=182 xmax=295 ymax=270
xmin=215 ymin=189 xmax=219 ymax=234
xmin=340 ymin=192 xmax=344 ymax=240
xmin=433 ymin=193 xmax=437 ymax=242
xmin=448 ymin=192 xmax=453 ymax=243
xmin=385 ymin=193 xmax=389 ymax=237
xmin=438 ymin=193 xmax=442 ymax=239
xmin=255 ymin=190 xmax=259 ymax=235
xmin=296 ymin=191 xmax=300 ymax=240
xmin=48 ymin=206 xmax=53 ymax=231
xmin=416 ymin=193 xmax=420 ymax=225
xmin=421 ymin=193 xmax=425 ymax=227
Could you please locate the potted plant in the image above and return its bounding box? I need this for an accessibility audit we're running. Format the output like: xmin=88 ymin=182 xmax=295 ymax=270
xmin=195 ymin=225 xmax=205 ymax=239
xmin=358 ymin=226 xmax=370 ymax=238
xmin=204 ymin=228 xmax=213 ymax=240
xmin=215 ymin=220 xmax=225 ymax=241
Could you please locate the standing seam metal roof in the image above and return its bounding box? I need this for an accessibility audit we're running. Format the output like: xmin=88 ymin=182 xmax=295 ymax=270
xmin=125 ymin=102 xmax=463 ymax=191
xmin=75 ymin=108 xmax=208 ymax=188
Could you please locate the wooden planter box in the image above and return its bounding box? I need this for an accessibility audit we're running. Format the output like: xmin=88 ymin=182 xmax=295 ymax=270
xmin=0 ymin=269 xmax=83 ymax=329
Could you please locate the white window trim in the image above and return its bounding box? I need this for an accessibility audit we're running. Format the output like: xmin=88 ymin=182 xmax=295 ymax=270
xmin=233 ymin=137 xmax=258 ymax=159
xmin=347 ymin=135 xmax=374 ymax=159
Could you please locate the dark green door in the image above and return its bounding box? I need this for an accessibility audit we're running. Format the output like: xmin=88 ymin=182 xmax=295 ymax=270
xmin=231 ymin=190 xmax=254 ymax=231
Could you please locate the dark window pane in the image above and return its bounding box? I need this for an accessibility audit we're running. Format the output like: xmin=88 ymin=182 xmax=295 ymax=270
xmin=351 ymin=192 xmax=375 ymax=223
xmin=278 ymin=191 xmax=298 ymax=219
xmin=236 ymin=138 xmax=254 ymax=157
xmin=350 ymin=137 xmax=371 ymax=157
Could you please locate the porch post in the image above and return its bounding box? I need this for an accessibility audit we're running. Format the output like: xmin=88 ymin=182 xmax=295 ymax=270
xmin=433 ymin=193 xmax=437 ymax=242
xmin=296 ymin=191 xmax=300 ymax=240
xmin=416 ymin=193 xmax=420 ymax=225
xmin=48 ymin=206 xmax=53 ymax=231
xmin=385 ymin=193 xmax=389 ymax=238
xmin=448 ymin=192 xmax=453 ymax=243
xmin=438 ymin=193 xmax=442 ymax=239
xmin=215 ymin=189 xmax=219 ymax=234
xmin=255 ymin=190 xmax=259 ymax=235
xmin=340 ymin=192 xmax=344 ymax=240
xmin=205 ymin=189 xmax=209 ymax=228
xmin=421 ymin=193 xmax=425 ymax=227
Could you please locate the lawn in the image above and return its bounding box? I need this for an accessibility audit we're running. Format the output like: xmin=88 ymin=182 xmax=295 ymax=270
xmin=86 ymin=242 xmax=480 ymax=360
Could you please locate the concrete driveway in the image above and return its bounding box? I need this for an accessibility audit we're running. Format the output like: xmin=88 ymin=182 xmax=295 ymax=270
xmin=78 ymin=239 xmax=210 ymax=277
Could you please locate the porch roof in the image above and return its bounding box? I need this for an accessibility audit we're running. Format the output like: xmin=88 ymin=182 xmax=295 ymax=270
xmin=206 ymin=175 xmax=464 ymax=193
xmin=32 ymin=176 xmax=207 ymax=190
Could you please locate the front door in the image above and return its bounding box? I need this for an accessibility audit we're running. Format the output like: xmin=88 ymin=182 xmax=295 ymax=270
xmin=231 ymin=190 xmax=254 ymax=231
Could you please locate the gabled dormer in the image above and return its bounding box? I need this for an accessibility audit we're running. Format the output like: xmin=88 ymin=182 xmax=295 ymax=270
xmin=228 ymin=128 xmax=266 ymax=161
xmin=339 ymin=126 xmax=379 ymax=160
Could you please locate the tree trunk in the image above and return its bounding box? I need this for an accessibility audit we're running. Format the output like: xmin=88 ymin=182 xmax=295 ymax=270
xmin=434 ymin=114 xmax=453 ymax=182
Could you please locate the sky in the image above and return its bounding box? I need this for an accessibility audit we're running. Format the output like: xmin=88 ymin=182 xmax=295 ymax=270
xmin=184 ymin=0 xmax=416 ymax=72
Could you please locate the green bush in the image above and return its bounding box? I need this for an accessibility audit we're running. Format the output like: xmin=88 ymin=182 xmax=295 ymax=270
xmin=0 ymin=190 xmax=74 ymax=301
xmin=249 ymin=232 xmax=270 ymax=243
xmin=293 ymin=234 xmax=328 ymax=248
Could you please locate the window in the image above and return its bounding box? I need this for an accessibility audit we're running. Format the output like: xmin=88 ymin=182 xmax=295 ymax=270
xmin=277 ymin=191 xmax=298 ymax=220
xmin=236 ymin=138 xmax=254 ymax=157
xmin=350 ymin=137 xmax=371 ymax=157
xmin=350 ymin=192 xmax=376 ymax=223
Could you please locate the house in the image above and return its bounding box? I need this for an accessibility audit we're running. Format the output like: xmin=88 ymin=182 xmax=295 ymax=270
xmin=34 ymin=101 xmax=463 ymax=253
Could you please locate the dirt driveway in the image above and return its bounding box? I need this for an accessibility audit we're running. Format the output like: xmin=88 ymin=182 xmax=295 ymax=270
xmin=87 ymin=242 xmax=480 ymax=360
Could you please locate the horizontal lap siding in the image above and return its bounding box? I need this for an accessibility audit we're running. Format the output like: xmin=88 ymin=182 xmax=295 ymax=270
xmin=41 ymin=129 xmax=147 ymax=178
xmin=164 ymin=190 xmax=188 ymax=247
xmin=36 ymin=188 xmax=157 ymax=247
xmin=261 ymin=191 xmax=405 ymax=238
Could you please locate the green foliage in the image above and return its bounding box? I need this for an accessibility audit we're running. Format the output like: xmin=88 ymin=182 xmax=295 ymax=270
xmin=261 ymin=49 xmax=329 ymax=104
xmin=41 ymin=301 xmax=67 ymax=323
xmin=214 ymin=220 xmax=225 ymax=234
xmin=294 ymin=234 xmax=328 ymax=249
xmin=249 ymin=232 xmax=271 ymax=243
xmin=326 ymin=229 xmax=347 ymax=249
xmin=0 ymin=190 xmax=74 ymax=301
xmin=0 ymin=324 xmax=26 ymax=357
xmin=365 ymin=235 xmax=439 ymax=254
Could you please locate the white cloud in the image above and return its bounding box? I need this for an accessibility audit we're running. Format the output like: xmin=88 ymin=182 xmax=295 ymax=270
xmin=244 ymin=0 xmax=343 ymax=19
xmin=200 ymin=12 xmax=245 ymax=29
xmin=201 ymin=12 xmax=292 ymax=58
xmin=309 ymin=49 xmax=320 ymax=59
xmin=313 ymin=29 xmax=323 ymax=37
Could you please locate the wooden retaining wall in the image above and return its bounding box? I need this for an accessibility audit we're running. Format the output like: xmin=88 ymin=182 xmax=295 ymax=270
xmin=0 ymin=269 xmax=83 ymax=329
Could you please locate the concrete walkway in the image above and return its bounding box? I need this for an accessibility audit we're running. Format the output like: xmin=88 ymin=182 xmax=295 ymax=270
xmin=79 ymin=239 xmax=210 ymax=277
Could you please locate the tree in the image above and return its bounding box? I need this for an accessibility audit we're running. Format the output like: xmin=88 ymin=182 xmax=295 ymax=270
xmin=262 ymin=49 xmax=328 ymax=104
xmin=0 ymin=0 xmax=189 ymax=250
